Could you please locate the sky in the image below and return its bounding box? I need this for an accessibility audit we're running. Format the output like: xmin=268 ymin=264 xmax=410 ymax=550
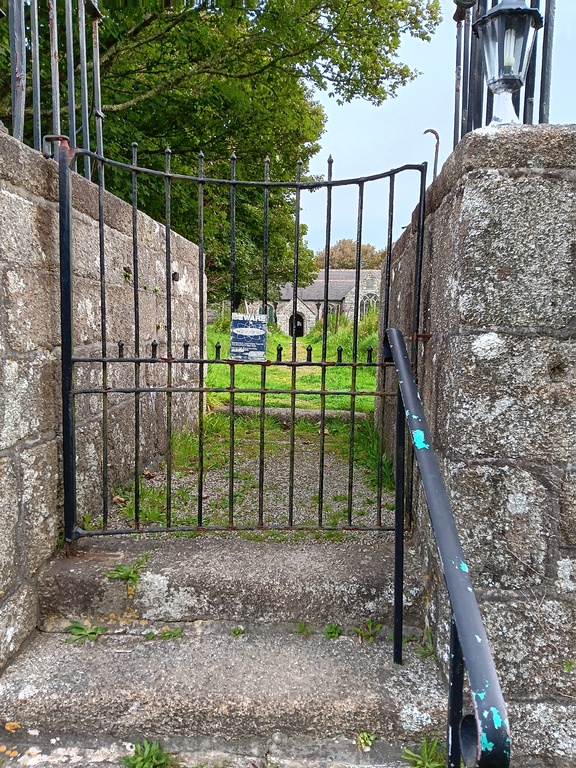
xmin=300 ymin=0 xmax=575 ymax=253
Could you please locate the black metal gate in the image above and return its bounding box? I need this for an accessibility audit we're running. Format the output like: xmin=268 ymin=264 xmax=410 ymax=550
xmin=57 ymin=140 xmax=426 ymax=547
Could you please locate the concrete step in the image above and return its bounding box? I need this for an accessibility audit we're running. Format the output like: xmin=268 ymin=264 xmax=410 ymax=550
xmin=38 ymin=537 xmax=425 ymax=630
xmin=1 ymin=537 xmax=444 ymax=766
xmin=0 ymin=622 xmax=446 ymax=759
xmin=0 ymin=733 xmax=412 ymax=767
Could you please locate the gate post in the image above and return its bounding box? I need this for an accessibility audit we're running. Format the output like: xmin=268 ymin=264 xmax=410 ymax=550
xmin=58 ymin=139 xmax=77 ymax=553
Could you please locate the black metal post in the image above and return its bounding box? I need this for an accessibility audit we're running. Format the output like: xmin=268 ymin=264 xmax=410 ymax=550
xmin=393 ymin=387 xmax=405 ymax=665
xmin=59 ymin=140 xmax=77 ymax=551
xmin=447 ymin=617 xmax=465 ymax=768
xmin=539 ymin=0 xmax=555 ymax=124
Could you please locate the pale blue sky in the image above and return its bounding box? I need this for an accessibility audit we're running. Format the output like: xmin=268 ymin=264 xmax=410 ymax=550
xmin=301 ymin=0 xmax=574 ymax=253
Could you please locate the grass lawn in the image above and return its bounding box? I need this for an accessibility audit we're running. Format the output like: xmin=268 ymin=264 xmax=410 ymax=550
xmin=205 ymin=311 xmax=381 ymax=413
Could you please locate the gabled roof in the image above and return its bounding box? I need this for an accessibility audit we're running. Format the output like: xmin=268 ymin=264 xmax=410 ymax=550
xmin=280 ymin=269 xmax=380 ymax=302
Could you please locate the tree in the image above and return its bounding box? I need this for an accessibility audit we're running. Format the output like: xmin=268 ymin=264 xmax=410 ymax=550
xmin=316 ymin=239 xmax=387 ymax=270
xmin=0 ymin=0 xmax=440 ymax=303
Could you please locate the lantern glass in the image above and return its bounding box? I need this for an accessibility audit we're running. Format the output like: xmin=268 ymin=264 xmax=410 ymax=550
xmin=480 ymin=12 xmax=537 ymax=94
xmin=474 ymin=1 xmax=543 ymax=126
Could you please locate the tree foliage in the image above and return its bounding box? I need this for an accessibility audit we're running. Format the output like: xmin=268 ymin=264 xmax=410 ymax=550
xmin=316 ymin=239 xmax=386 ymax=270
xmin=0 ymin=0 xmax=440 ymax=303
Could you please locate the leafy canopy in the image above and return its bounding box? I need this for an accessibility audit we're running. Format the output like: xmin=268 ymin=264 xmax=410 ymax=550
xmin=0 ymin=0 xmax=440 ymax=304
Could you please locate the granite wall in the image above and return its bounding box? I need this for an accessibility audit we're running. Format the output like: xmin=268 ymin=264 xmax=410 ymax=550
xmin=0 ymin=131 xmax=203 ymax=670
xmin=383 ymin=124 xmax=576 ymax=766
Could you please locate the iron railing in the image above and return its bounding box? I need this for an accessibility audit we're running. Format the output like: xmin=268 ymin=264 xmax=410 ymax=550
xmin=4 ymin=0 xmax=104 ymax=170
xmin=453 ymin=0 xmax=555 ymax=148
xmin=386 ymin=327 xmax=510 ymax=768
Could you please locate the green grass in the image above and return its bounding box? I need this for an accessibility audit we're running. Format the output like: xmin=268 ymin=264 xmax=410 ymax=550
xmin=205 ymin=313 xmax=380 ymax=412
xmin=114 ymin=412 xmax=393 ymax=530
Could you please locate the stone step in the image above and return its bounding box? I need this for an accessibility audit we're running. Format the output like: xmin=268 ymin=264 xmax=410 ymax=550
xmin=0 ymin=622 xmax=446 ymax=759
xmin=38 ymin=537 xmax=424 ymax=630
xmin=0 ymin=733 xmax=412 ymax=767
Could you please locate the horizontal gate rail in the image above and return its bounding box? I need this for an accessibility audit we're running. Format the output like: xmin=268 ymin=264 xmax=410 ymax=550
xmin=386 ymin=327 xmax=510 ymax=768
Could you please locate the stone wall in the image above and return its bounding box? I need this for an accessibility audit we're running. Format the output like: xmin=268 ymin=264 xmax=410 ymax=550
xmin=383 ymin=124 xmax=576 ymax=766
xmin=0 ymin=132 xmax=203 ymax=670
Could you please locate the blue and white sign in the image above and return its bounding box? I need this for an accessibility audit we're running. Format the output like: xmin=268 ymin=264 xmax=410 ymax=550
xmin=230 ymin=313 xmax=268 ymax=362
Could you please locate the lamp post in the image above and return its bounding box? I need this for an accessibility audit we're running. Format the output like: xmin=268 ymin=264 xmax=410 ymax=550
xmin=473 ymin=0 xmax=543 ymax=126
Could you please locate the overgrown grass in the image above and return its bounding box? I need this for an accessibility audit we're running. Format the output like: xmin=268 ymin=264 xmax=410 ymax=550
xmin=205 ymin=310 xmax=380 ymax=412
xmin=113 ymin=413 xmax=393 ymax=530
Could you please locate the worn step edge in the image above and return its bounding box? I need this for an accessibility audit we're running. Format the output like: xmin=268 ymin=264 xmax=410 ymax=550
xmin=39 ymin=538 xmax=425 ymax=629
xmin=0 ymin=733 xmax=411 ymax=768
xmin=0 ymin=624 xmax=446 ymax=743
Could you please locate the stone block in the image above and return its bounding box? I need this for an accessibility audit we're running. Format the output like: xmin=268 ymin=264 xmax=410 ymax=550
xmin=559 ymin=467 xmax=576 ymax=548
xmin=20 ymin=441 xmax=60 ymax=574
xmin=429 ymin=334 xmax=576 ymax=464
xmin=0 ymin=133 xmax=58 ymax=203
xmin=437 ymin=458 xmax=557 ymax=589
xmin=428 ymin=172 xmax=576 ymax=332
xmin=0 ymin=187 xmax=59 ymax=271
xmin=0 ymin=354 xmax=59 ymax=451
xmin=2 ymin=268 xmax=60 ymax=353
xmin=0 ymin=457 xmax=19 ymax=592
xmin=0 ymin=584 xmax=38 ymax=671
xmin=478 ymin=595 xmax=576 ymax=700
xmin=509 ymin=700 xmax=576 ymax=766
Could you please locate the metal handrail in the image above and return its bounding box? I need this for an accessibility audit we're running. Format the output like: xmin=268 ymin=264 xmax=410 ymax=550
xmin=386 ymin=328 xmax=510 ymax=768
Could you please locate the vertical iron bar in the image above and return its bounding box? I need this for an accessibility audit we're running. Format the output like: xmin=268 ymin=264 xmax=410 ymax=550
xmin=229 ymin=154 xmax=237 ymax=313
xmin=48 ymin=0 xmax=61 ymax=136
xmin=64 ymin=0 xmax=77 ymax=166
xmin=197 ymin=152 xmax=205 ymax=527
xmin=468 ymin=1 xmax=486 ymax=132
xmin=382 ymin=176 xmax=395 ymax=333
xmin=346 ymin=183 xmax=364 ymax=525
xmin=288 ymin=160 xmax=303 ymax=527
xmin=228 ymin=154 xmax=237 ymax=525
xmin=454 ymin=16 xmax=463 ymax=148
xmin=317 ymin=155 xmax=333 ymax=528
xmin=92 ymin=9 xmax=104 ymax=159
xmin=258 ymin=157 xmax=270 ymax=528
xmin=539 ymin=0 xmax=555 ymax=124
xmin=165 ymin=148 xmax=173 ymax=529
xmin=523 ymin=0 xmax=540 ymax=124
xmin=78 ymin=0 xmax=91 ymax=175
xmin=30 ymin=0 xmax=42 ymax=150
xmin=97 ymin=143 xmax=108 ymax=528
xmin=393 ymin=386 xmax=405 ymax=665
xmin=411 ymin=164 xmax=427 ymax=368
xmin=59 ymin=140 xmax=77 ymax=550
xmin=447 ymin=617 xmax=465 ymax=768
xmin=461 ymin=9 xmax=471 ymax=139
xmin=486 ymin=0 xmax=497 ymax=125
xmin=131 ymin=143 xmax=141 ymax=530
xmin=9 ymin=0 xmax=26 ymax=142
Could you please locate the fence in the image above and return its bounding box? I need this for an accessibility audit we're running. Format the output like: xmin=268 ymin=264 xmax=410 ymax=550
xmin=453 ymin=0 xmax=555 ymax=147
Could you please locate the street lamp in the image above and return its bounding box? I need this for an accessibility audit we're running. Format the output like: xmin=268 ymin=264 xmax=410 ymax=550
xmin=473 ymin=0 xmax=543 ymax=125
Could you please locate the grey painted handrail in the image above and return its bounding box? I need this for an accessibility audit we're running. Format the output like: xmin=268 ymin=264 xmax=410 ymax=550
xmin=386 ymin=328 xmax=510 ymax=768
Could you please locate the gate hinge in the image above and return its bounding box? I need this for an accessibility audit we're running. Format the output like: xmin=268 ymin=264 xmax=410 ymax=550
xmin=413 ymin=332 xmax=432 ymax=342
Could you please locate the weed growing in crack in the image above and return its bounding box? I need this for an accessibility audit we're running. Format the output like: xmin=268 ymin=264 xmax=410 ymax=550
xmin=64 ymin=620 xmax=107 ymax=645
xmin=323 ymin=623 xmax=341 ymax=639
xmin=354 ymin=618 xmax=382 ymax=643
xmin=413 ymin=626 xmax=435 ymax=659
xmin=231 ymin=626 xmax=245 ymax=637
xmin=106 ymin=552 xmax=150 ymax=596
xmin=355 ymin=731 xmax=376 ymax=752
xmin=121 ymin=739 xmax=178 ymax=768
xmin=294 ymin=620 xmax=314 ymax=636
xmin=402 ymin=737 xmax=446 ymax=768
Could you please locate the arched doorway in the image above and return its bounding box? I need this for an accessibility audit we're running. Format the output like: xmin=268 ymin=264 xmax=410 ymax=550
xmin=289 ymin=313 xmax=304 ymax=337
